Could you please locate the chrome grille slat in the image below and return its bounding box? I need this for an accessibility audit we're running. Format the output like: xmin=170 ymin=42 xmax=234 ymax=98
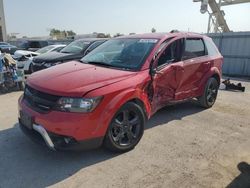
xmin=24 ymin=85 xmax=61 ymax=113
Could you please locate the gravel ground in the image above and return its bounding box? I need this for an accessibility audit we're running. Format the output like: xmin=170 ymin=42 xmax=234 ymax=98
xmin=0 ymin=78 xmax=250 ymax=188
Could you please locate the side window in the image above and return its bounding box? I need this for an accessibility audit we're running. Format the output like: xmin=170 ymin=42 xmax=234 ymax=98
xmin=182 ymin=38 xmax=205 ymax=60
xmin=53 ymin=46 xmax=64 ymax=52
xmin=157 ymin=39 xmax=183 ymax=67
xmin=86 ymin=41 xmax=105 ymax=53
xmin=204 ymin=39 xmax=219 ymax=56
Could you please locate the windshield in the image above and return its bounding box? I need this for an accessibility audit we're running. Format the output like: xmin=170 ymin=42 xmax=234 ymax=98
xmin=60 ymin=40 xmax=90 ymax=54
xmin=36 ymin=45 xmax=55 ymax=54
xmin=81 ymin=38 xmax=158 ymax=70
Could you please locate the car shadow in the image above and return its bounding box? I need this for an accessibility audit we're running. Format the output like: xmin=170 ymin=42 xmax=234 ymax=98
xmin=226 ymin=162 xmax=250 ymax=188
xmin=146 ymin=100 xmax=204 ymax=130
xmin=0 ymin=101 xmax=205 ymax=188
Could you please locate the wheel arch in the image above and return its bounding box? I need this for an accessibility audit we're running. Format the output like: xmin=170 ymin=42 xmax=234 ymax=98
xmin=94 ymin=88 xmax=151 ymax=137
xmin=128 ymin=98 xmax=149 ymax=120
xmin=211 ymin=73 xmax=221 ymax=86
xmin=197 ymin=67 xmax=221 ymax=97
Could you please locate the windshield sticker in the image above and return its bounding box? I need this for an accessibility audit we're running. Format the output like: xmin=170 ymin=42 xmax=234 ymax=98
xmin=139 ymin=39 xmax=158 ymax=43
xmin=83 ymin=42 xmax=91 ymax=44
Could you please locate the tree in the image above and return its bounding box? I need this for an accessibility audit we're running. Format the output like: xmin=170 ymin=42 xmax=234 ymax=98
xmin=104 ymin=33 xmax=111 ymax=38
xmin=49 ymin=28 xmax=61 ymax=37
xmin=67 ymin=30 xmax=76 ymax=36
xmin=49 ymin=28 xmax=76 ymax=39
xmin=151 ymin=28 xmax=156 ymax=33
xmin=97 ymin=33 xmax=106 ymax=38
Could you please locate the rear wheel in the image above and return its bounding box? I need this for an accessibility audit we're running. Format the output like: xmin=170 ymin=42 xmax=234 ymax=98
xmin=104 ymin=102 xmax=145 ymax=152
xmin=198 ymin=77 xmax=219 ymax=108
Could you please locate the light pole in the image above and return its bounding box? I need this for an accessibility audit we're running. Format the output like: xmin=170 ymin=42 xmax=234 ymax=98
xmin=0 ymin=0 xmax=7 ymax=41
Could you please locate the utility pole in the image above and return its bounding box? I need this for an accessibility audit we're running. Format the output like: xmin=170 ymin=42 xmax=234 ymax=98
xmin=0 ymin=0 xmax=7 ymax=41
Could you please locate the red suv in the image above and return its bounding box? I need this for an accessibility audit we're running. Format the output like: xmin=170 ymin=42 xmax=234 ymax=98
xmin=18 ymin=32 xmax=223 ymax=152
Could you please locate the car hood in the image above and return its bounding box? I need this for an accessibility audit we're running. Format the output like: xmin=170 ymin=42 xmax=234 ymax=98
xmin=33 ymin=51 xmax=82 ymax=64
xmin=14 ymin=50 xmax=39 ymax=58
xmin=27 ymin=61 xmax=137 ymax=97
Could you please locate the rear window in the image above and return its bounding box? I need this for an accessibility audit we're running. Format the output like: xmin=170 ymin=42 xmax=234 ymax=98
xmin=204 ymin=39 xmax=219 ymax=56
xmin=61 ymin=40 xmax=90 ymax=54
xmin=183 ymin=38 xmax=206 ymax=60
xmin=36 ymin=45 xmax=54 ymax=54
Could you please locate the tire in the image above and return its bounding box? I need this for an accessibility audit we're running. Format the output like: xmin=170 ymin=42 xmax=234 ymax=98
xmin=198 ymin=77 xmax=219 ymax=108
xmin=104 ymin=102 xmax=145 ymax=152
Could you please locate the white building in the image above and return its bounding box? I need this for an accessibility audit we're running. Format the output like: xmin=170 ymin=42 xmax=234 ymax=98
xmin=0 ymin=0 xmax=7 ymax=41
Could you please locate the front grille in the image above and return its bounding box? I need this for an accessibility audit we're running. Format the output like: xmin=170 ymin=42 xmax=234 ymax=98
xmin=24 ymin=85 xmax=61 ymax=113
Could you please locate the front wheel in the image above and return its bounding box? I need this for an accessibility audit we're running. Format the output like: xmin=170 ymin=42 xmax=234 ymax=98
xmin=104 ymin=102 xmax=145 ymax=152
xmin=198 ymin=77 xmax=219 ymax=108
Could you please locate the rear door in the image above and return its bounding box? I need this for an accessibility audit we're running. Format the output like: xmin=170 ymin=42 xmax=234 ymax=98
xmin=151 ymin=38 xmax=185 ymax=112
xmin=175 ymin=37 xmax=209 ymax=100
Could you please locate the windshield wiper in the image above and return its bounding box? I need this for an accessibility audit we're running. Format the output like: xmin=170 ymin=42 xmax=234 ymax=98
xmin=80 ymin=60 xmax=134 ymax=71
xmin=61 ymin=51 xmax=71 ymax=54
xmin=85 ymin=61 xmax=111 ymax=67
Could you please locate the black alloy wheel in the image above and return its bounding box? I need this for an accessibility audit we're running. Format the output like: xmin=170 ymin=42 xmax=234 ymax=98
xmin=198 ymin=77 xmax=219 ymax=108
xmin=104 ymin=102 xmax=145 ymax=152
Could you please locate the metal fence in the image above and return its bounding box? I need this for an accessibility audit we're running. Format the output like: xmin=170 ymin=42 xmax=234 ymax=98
xmin=208 ymin=32 xmax=250 ymax=77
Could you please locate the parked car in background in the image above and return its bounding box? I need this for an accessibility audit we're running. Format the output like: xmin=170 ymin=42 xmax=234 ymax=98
xmin=13 ymin=40 xmax=50 ymax=52
xmin=19 ymin=32 xmax=223 ymax=152
xmin=31 ymin=38 xmax=107 ymax=72
xmin=14 ymin=44 xmax=66 ymax=73
xmin=0 ymin=42 xmax=18 ymax=54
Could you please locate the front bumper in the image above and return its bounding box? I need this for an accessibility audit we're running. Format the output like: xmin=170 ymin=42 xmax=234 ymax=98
xmin=18 ymin=95 xmax=107 ymax=151
xmin=19 ymin=122 xmax=103 ymax=151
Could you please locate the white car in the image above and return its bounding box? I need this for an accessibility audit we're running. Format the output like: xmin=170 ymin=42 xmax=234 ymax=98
xmin=15 ymin=44 xmax=66 ymax=73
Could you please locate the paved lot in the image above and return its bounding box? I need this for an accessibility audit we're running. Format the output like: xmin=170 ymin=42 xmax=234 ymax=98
xmin=0 ymin=78 xmax=250 ymax=188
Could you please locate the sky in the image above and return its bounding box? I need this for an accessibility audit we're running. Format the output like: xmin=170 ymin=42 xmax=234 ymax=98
xmin=3 ymin=0 xmax=250 ymax=37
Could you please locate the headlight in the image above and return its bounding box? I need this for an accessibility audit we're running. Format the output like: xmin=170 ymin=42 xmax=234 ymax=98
xmin=55 ymin=96 xmax=103 ymax=113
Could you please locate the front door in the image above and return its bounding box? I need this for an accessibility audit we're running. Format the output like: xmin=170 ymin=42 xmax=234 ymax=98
xmin=151 ymin=38 xmax=185 ymax=112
